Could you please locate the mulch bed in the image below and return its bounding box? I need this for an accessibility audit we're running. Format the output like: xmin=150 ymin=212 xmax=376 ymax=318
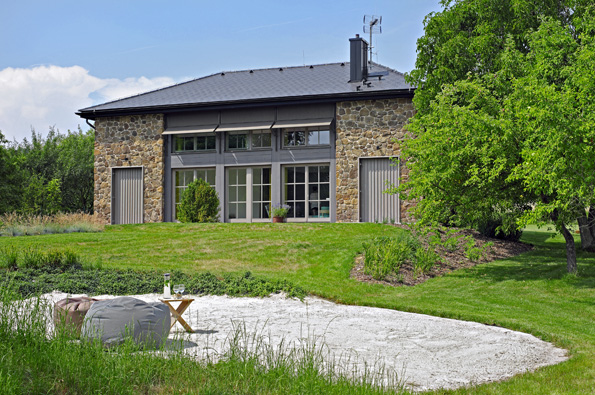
xmin=351 ymin=225 xmax=533 ymax=287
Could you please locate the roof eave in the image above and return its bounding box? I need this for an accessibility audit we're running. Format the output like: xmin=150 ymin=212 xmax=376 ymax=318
xmin=77 ymin=88 xmax=416 ymax=120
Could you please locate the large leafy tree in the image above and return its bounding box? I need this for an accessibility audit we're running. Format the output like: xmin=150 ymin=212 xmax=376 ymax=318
xmin=0 ymin=127 xmax=94 ymax=215
xmin=401 ymin=1 xmax=595 ymax=272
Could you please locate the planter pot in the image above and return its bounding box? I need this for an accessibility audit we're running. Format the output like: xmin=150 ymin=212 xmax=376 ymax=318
xmin=272 ymin=216 xmax=285 ymax=223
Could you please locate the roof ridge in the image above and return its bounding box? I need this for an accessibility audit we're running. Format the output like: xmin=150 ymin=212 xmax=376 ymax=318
xmin=215 ymin=62 xmax=349 ymax=75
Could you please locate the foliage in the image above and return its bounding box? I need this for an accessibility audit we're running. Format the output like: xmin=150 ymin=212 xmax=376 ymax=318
xmin=0 ymin=287 xmax=403 ymax=395
xmin=399 ymin=1 xmax=595 ymax=272
xmin=0 ymin=246 xmax=306 ymax=299
xmin=0 ymin=131 xmax=20 ymax=213
xmin=271 ymin=204 xmax=291 ymax=218
xmin=363 ymin=234 xmax=417 ymax=280
xmin=362 ymin=230 xmax=446 ymax=281
xmin=0 ymin=127 xmax=94 ymax=215
xmin=177 ymin=178 xmax=220 ymax=223
xmin=0 ymin=212 xmax=103 ymax=237
xmin=476 ymin=212 xmax=523 ymax=241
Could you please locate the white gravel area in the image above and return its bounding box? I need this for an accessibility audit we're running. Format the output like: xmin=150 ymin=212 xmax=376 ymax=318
xmin=43 ymin=291 xmax=567 ymax=392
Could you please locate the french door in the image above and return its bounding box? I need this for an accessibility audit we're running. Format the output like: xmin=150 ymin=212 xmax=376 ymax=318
xmin=226 ymin=167 xmax=271 ymax=222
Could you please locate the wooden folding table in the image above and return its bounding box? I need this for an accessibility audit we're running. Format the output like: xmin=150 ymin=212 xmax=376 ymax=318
xmin=159 ymin=298 xmax=194 ymax=333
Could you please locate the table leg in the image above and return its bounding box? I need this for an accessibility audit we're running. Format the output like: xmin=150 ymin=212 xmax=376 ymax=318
xmin=163 ymin=300 xmax=194 ymax=333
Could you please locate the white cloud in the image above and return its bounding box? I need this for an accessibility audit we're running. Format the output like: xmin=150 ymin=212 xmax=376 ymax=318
xmin=0 ymin=65 xmax=175 ymax=142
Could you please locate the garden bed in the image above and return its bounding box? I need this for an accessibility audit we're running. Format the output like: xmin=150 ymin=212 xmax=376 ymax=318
xmin=351 ymin=227 xmax=533 ymax=287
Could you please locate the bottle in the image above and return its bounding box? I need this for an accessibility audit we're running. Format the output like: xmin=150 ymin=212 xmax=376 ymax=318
xmin=163 ymin=273 xmax=172 ymax=298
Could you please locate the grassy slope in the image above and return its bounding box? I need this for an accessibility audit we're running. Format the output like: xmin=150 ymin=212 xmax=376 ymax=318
xmin=1 ymin=223 xmax=594 ymax=394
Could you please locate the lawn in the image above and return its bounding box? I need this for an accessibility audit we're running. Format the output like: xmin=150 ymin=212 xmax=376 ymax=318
xmin=1 ymin=223 xmax=594 ymax=394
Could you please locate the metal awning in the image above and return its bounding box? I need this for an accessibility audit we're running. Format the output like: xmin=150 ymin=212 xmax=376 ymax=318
xmin=215 ymin=121 xmax=274 ymax=132
xmin=273 ymin=118 xmax=333 ymax=129
xmin=162 ymin=125 xmax=217 ymax=135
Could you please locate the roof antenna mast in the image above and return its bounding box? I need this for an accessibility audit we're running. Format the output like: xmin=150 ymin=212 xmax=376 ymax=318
xmin=363 ymin=15 xmax=382 ymax=66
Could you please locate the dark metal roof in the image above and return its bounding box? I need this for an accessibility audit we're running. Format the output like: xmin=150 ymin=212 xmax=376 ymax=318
xmin=78 ymin=62 xmax=414 ymax=118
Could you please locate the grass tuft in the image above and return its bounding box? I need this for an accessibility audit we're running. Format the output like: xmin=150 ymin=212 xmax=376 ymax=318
xmin=0 ymin=212 xmax=104 ymax=237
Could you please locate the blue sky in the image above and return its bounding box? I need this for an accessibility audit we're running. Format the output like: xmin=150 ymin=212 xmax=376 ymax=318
xmin=0 ymin=0 xmax=443 ymax=141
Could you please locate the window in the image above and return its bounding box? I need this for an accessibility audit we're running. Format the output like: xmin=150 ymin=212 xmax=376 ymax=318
xmin=226 ymin=132 xmax=248 ymax=150
xmin=225 ymin=130 xmax=271 ymax=151
xmin=226 ymin=167 xmax=271 ymax=221
xmin=174 ymin=168 xmax=216 ymax=219
xmin=227 ymin=168 xmax=247 ymax=219
xmin=283 ymin=128 xmax=330 ymax=148
xmin=252 ymin=131 xmax=272 ymax=149
xmin=252 ymin=168 xmax=271 ymax=219
xmin=284 ymin=165 xmax=330 ymax=220
xmin=173 ymin=134 xmax=216 ymax=152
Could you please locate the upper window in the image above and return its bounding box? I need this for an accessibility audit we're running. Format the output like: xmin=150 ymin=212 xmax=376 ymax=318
xmin=225 ymin=130 xmax=271 ymax=151
xmin=227 ymin=132 xmax=248 ymax=150
xmin=173 ymin=134 xmax=216 ymax=153
xmin=283 ymin=128 xmax=330 ymax=148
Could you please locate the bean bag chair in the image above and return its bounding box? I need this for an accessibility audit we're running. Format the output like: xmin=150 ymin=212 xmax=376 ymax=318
xmin=81 ymin=297 xmax=171 ymax=348
xmin=54 ymin=296 xmax=99 ymax=335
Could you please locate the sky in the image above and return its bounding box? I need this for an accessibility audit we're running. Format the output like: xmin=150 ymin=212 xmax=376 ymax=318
xmin=0 ymin=0 xmax=443 ymax=142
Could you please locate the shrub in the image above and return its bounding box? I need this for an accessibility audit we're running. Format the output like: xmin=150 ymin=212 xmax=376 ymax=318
xmin=414 ymin=246 xmax=439 ymax=275
xmin=476 ymin=215 xmax=522 ymax=242
xmin=177 ymin=179 xmax=220 ymax=223
xmin=363 ymin=234 xmax=417 ymax=281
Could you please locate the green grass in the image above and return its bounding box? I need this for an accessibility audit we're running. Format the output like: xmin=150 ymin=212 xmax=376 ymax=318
xmin=1 ymin=223 xmax=595 ymax=393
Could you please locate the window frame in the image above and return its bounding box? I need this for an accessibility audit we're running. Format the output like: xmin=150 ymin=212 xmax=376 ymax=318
xmin=172 ymin=133 xmax=216 ymax=153
xmin=173 ymin=168 xmax=216 ymax=220
xmin=225 ymin=130 xmax=272 ymax=152
xmin=282 ymin=127 xmax=331 ymax=149
xmin=282 ymin=164 xmax=331 ymax=222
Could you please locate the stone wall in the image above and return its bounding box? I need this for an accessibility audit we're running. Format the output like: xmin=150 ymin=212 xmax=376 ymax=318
xmin=94 ymin=114 xmax=165 ymax=224
xmin=335 ymin=98 xmax=414 ymax=223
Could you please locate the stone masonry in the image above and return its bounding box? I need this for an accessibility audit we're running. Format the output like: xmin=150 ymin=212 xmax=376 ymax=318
xmin=94 ymin=114 xmax=165 ymax=224
xmin=335 ymin=98 xmax=415 ymax=223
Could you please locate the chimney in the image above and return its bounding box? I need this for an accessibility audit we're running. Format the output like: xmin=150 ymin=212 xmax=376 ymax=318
xmin=349 ymin=34 xmax=368 ymax=82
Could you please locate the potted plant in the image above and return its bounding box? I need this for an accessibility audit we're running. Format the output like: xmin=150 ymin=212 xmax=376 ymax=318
xmin=271 ymin=204 xmax=290 ymax=223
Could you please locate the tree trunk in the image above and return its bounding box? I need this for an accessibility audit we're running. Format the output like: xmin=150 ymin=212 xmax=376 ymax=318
xmin=577 ymin=215 xmax=595 ymax=252
xmin=588 ymin=206 xmax=595 ymax=238
xmin=560 ymin=223 xmax=578 ymax=274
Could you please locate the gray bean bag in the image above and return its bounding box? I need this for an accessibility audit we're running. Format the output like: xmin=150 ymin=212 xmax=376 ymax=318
xmin=81 ymin=297 xmax=171 ymax=348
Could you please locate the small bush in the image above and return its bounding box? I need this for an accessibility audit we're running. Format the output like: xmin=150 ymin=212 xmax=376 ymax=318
xmin=177 ymin=179 xmax=220 ymax=223
xmin=363 ymin=234 xmax=417 ymax=280
xmin=476 ymin=216 xmax=522 ymax=242
xmin=414 ymin=246 xmax=439 ymax=275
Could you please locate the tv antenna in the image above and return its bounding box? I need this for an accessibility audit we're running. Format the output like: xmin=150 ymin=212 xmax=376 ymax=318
xmin=363 ymin=15 xmax=382 ymax=64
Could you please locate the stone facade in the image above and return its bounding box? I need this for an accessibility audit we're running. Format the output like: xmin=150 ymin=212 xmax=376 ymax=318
xmin=94 ymin=114 xmax=165 ymax=224
xmin=335 ymin=98 xmax=415 ymax=223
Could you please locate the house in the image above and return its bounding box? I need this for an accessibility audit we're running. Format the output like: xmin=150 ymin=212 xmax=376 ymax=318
xmin=77 ymin=35 xmax=415 ymax=224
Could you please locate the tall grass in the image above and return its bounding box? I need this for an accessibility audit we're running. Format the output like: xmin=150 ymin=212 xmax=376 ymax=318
xmin=0 ymin=212 xmax=104 ymax=237
xmin=0 ymin=284 xmax=405 ymax=394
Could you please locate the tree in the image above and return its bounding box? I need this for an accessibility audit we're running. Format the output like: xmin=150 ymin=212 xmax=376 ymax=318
xmin=1 ymin=127 xmax=95 ymax=215
xmin=0 ymin=131 xmax=20 ymax=213
xmin=400 ymin=1 xmax=595 ymax=272
xmin=177 ymin=179 xmax=220 ymax=223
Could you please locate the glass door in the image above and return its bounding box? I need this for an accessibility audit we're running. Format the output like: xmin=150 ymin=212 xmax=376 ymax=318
xmin=226 ymin=167 xmax=271 ymax=222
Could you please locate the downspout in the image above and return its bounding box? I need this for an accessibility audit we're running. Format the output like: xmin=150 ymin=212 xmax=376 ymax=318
xmin=86 ymin=119 xmax=96 ymax=130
